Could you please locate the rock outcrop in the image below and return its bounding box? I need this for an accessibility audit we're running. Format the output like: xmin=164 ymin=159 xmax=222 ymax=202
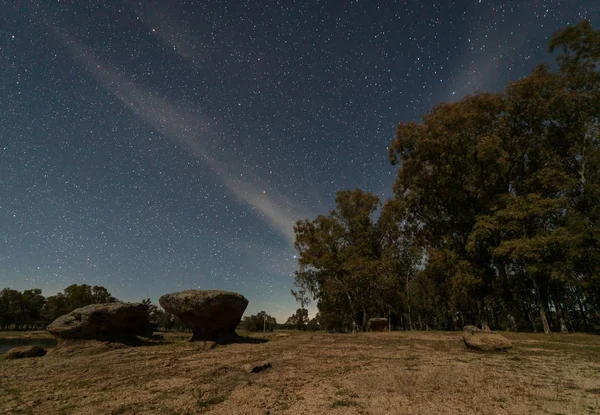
xmin=462 ymin=325 xmax=512 ymax=352
xmin=159 ymin=290 xmax=248 ymax=343
xmin=47 ymin=302 xmax=154 ymax=345
xmin=4 ymin=345 xmax=47 ymax=359
xmin=368 ymin=318 xmax=388 ymax=332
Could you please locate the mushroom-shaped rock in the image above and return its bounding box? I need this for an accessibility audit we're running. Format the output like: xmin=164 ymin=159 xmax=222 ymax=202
xmin=159 ymin=290 xmax=248 ymax=343
xmin=368 ymin=318 xmax=388 ymax=332
xmin=462 ymin=326 xmax=512 ymax=352
xmin=4 ymin=345 xmax=47 ymax=359
xmin=47 ymin=302 xmax=154 ymax=345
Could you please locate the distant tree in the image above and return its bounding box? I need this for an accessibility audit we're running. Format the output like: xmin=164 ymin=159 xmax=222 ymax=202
xmin=141 ymin=298 xmax=160 ymax=325
xmin=241 ymin=311 xmax=277 ymax=332
xmin=0 ymin=288 xmax=46 ymax=330
xmin=42 ymin=284 xmax=118 ymax=322
xmin=306 ymin=314 xmax=321 ymax=331
xmin=293 ymin=189 xmax=391 ymax=331
xmin=285 ymin=308 xmax=309 ymax=330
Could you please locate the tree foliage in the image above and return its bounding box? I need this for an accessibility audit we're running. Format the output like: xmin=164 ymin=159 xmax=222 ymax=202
xmin=284 ymin=308 xmax=309 ymax=330
xmin=0 ymin=284 xmax=118 ymax=330
xmin=42 ymin=284 xmax=118 ymax=323
xmin=241 ymin=311 xmax=277 ymax=332
xmin=293 ymin=21 xmax=600 ymax=333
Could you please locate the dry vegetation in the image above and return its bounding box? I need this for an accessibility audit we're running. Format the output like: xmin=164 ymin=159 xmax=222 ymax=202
xmin=0 ymin=331 xmax=53 ymax=340
xmin=1 ymin=331 xmax=599 ymax=414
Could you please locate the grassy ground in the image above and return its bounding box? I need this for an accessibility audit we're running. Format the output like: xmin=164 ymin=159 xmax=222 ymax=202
xmin=1 ymin=330 xmax=599 ymax=414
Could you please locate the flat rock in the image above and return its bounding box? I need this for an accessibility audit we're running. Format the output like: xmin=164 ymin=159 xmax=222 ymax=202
xmin=462 ymin=326 xmax=512 ymax=352
xmin=159 ymin=290 xmax=248 ymax=343
xmin=47 ymin=302 xmax=154 ymax=345
xmin=4 ymin=345 xmax=47 ymax=359
xmin=368 ymin=318 xmax=388 ymax=332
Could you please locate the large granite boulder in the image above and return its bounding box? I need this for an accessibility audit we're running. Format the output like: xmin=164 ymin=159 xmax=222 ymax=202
xmin=368 ymin=318 xmax=388 ymax=332
xmin=462 ymin=325 xmax=512 ymax=352
xmin=4 ymin=345 xmax=47 ymax=359
xmin=159 ymin=290 xmax=248 ymax=343
xmin=47 ymin=302 xmax=154 ymax=345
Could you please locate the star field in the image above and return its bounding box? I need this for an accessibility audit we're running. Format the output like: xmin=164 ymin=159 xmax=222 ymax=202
xmin=1 ymin=0 xmax=598 ymax=321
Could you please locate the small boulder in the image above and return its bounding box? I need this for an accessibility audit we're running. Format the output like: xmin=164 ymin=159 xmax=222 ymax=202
xmin=462 ymin=326 xmax=512 ymax=352
xmin=4 ymin=345 xmax=47 ymax=359
xmin=243 ymin=362 xmax=272 ymax=373
xmin=368 ymin=318 xmax=388 ymax=332
xmin=47 ymin=302 xmax=154 ymax=345
xmin=463 ymin=325 xmax=481 ymax=334
xmin=159 ymin=290 xmax=248 ymax=343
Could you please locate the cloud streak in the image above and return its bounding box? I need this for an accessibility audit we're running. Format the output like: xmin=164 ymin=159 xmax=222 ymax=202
xmin=60 ymin=35 xmax=305 ymax=244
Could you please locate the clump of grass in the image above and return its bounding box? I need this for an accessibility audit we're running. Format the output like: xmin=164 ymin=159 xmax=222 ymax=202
xmin=197 ymin=396 xmax=226 ymax=409
xmin=111 ymin=404 xmax=138 ymax=414
xmin=334 ymin=389 xmax=359 ymax=398
xmin=331 ymin=399 xmax=359 ymax=408
xmin=70 ymin=379 xmax=96 ymax=389
xmin=0 ymin=386 xmax=22 ymax=399
xmin=58 ymin=404 xmax=80 ymax=415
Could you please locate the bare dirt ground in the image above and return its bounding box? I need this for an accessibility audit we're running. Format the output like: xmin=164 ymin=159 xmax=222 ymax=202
xmin=1 ymin=330 xmax=599 ymax=415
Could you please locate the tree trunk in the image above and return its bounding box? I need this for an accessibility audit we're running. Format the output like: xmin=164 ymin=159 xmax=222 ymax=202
xmin=530 ymin=311 xmax=538 ymax=333
xmin=554 ymin=298 xmax=569 ymax=334
xmin=577 ymin=294 xmax=589 ymax=330
xmin=478 ymin=302 xmax=491 ymax=331
xmin=539 ymin=307 xmax=550 ymax=334
xmin=532 ymin=277 xmax=551 ymax=334
xmin=345 ymin=291 xmax=357 ymax=333
xmin=406 ymin=275 xmax=413 ymax=331
xmin=496 ymin=258 xmax=519 ymax=331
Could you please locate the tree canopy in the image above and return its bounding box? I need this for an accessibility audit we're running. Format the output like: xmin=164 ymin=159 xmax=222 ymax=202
xmin=241 ymin=311 xmax=277 ymax=332
xmin=0 ymin=284 xmax=118 ymax=330
xmin=292 ymin=21 xmax=600 ymax=333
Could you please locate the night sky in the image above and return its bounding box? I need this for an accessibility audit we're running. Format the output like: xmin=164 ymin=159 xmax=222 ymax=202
xmin=1 ymin=1 xmax=598 ymax=321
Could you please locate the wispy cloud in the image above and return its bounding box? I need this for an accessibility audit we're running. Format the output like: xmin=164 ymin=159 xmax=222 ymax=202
xmin=135 ymin=6 xmax=209 ymax=66
xmin=59 ymin=34 xmax=306 ymax=244
xmin=446 ymin=4 xmax=535 ymax=100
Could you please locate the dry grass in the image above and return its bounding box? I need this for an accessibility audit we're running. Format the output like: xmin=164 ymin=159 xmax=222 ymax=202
xmin=0 ymin=331 xmax=53 ymax=340
xmin=1 ymin=331 xmax=599 ymax=414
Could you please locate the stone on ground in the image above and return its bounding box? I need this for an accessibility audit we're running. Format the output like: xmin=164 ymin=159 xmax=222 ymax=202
xmin=159 ymin=290 xmax=248 ymax=343
xmin=243 ymin=362 xmax=272 ymax=373
xmin=368 ymin=318 xmax=388 ymax=332
xmin=4 ymin=345 xmax=47 ymax=359
xmin=462 ymin=326 xmax=512 ymax=352
xmin=47 ymin=302 xmax=154 ymax=345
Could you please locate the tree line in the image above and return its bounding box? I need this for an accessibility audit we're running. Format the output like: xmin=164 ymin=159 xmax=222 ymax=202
xmin=292 ymin=21 xmax=600 ymax=334
xmin=0 ymin=284 xmax=311 ymax=333
xmin=241 ymin=309 xmax=322 ymax=332
xmin=0 ymin=284 xmax=188 ymax=331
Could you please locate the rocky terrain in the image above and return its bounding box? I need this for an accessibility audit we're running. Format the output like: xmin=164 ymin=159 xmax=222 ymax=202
xmin=1 ymin=330 xmax=599 ymax=414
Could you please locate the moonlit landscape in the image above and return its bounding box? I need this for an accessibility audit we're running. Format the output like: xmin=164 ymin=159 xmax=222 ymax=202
xmin=2 ymin=1 xmax=596 ymax=320
xmin=2 ymin=2 xmax=600 ymax=414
